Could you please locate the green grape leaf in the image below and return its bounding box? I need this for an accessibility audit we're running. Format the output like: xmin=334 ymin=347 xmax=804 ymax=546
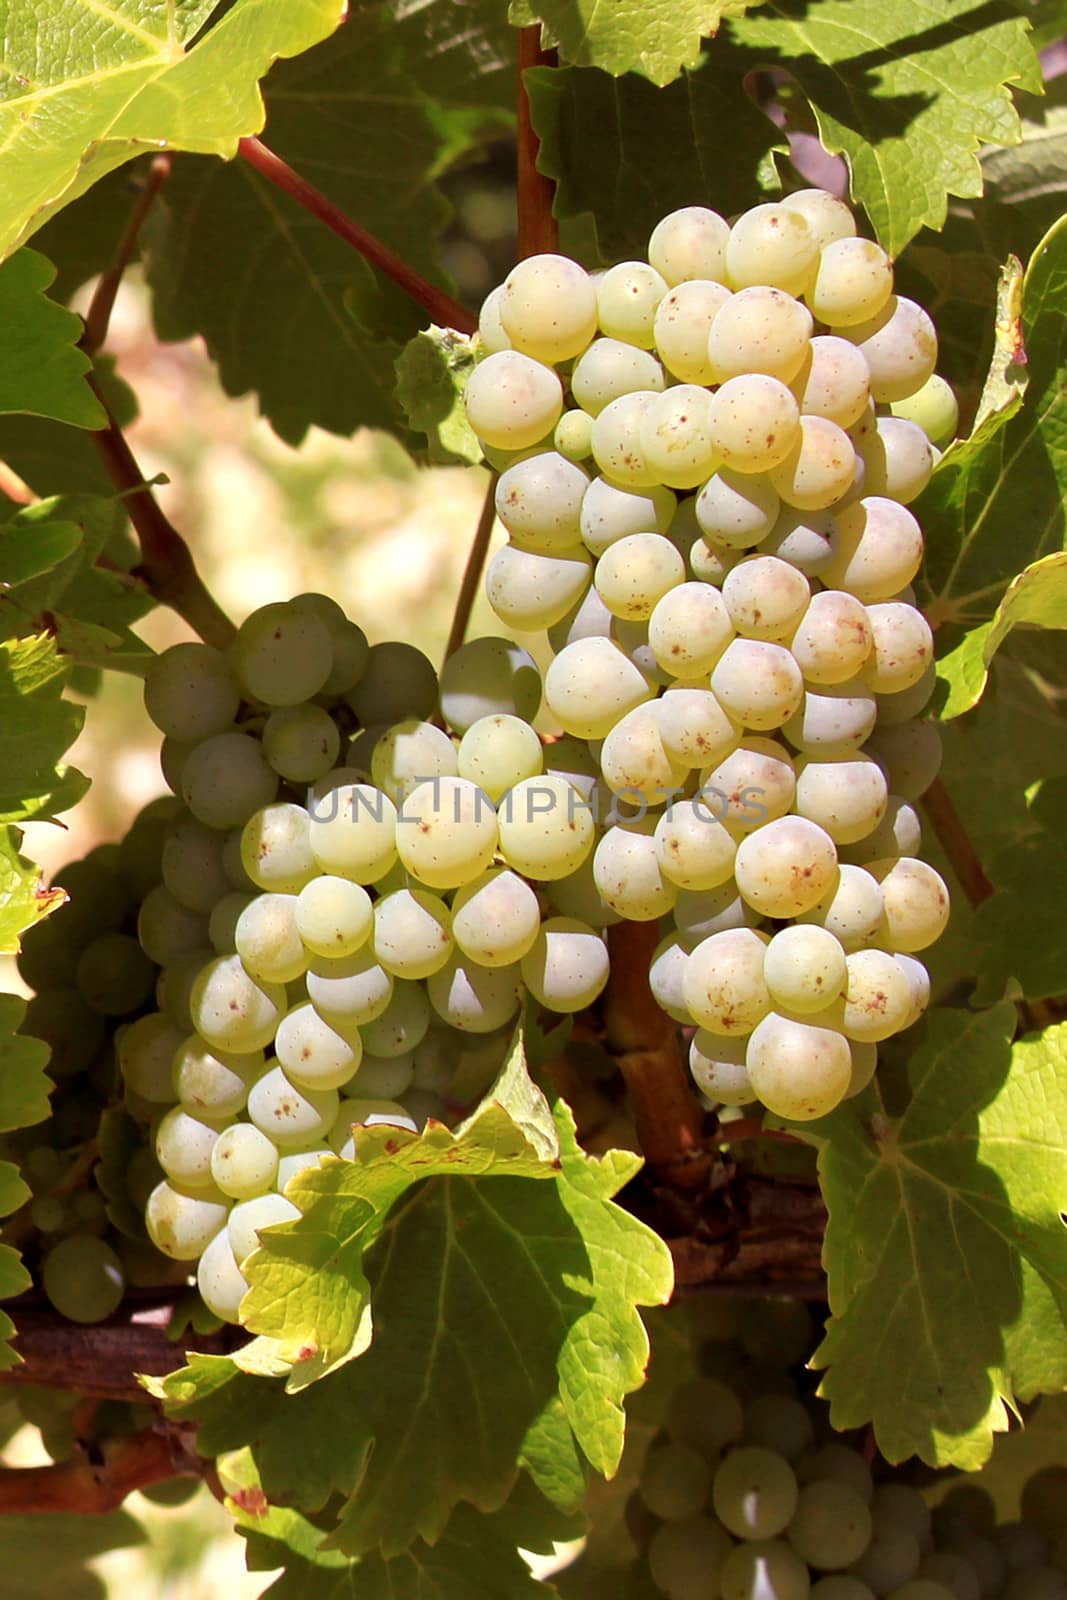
xmin=394 ymin=328 xmax=482 ymax=466
xmin=972 ymin=778 xmax=1067 ymax=1003
xmin=0 ymin=828 xmax=66 ymax=954
xmin=513 ymin=0 xmax=760 ymax=87
xmin=143 ymin=0 xmax=514 ymax=444
xmin=0 ymin=360 xmax=138 ymax=501
xmin=0 ymin=994 xmax=52 ymax=1133
xmin=0 ymin=0 xmax=348 ymax=261
xmin=983 ymin=72 xmax=1067 ymax=246
xmin=526 ymin=49 xmax=785 ymax=264
xmin=0 ymin=1159 xmax=32 ymax=1369
xmin=0 ymin=1508 xmax=145 ymax=1600
xmin=924 ymin=214 xmax=1067 ymax=714
xmin=807 ymin=1002 xmax=1067 ymax=1470
xmin=0 ymin=251 xmax=104 ymax=429
xmin=0 ymin=516 xmax=83 ymax=591
xmin=0 ymin=634 xmax=87 ymax=823
xmin=730 ymin=1 xmax=1041 ymax=256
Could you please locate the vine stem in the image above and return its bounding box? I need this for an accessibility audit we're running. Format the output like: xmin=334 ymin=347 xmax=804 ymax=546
xmin=0 ymin=1425 xmax=202 ymax=1514
xmin=0 ymin=1304 xmax=236 ymax=1402
xmin=517 ymin=28 xmax=559 ymax=258
xmin=82 ymin=153 xmax=172 ymax=357
xmin=237 ymin=137 xmax=477 ymax=335
xmin=443 ymin=473 xmax=497 ymax=662
xmin=921 ymin=777 xmax=994 ymax=907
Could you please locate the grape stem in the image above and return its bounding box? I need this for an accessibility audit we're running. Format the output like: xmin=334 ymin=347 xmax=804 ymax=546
xmin=669 ymin=1175 xmax=827 ymax=1289
xmin=517 ymin=27 xmax=559 ymax=259
xmin=81 ymin=153 xmax=173 ymax=357
xmin=443 ymin=472 xmax=498 ymax=663
xmin=236 ymin=136 xmax=477 ymax=335
xmin=604 ymin=920 xmax=712 ymax=1191
xmin=0 ymin=1423 xmax=202 ymax=1514
xmin=920 ymin=777 xmax=994 ymax=906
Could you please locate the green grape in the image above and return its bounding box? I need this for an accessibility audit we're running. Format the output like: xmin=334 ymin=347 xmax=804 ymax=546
xmin=763 ymin=925 xmax=848 ymax=1016
xmin=889 ymin=374 xmax=958 ymax=447
xmin=649 ymin=932 xmax=694 ymax=1024
xmin=865 ymin=857 xmax=950 ymax=955
xmin=395 ymin=777 xmax=498 ymax=890
xmin=23 ymin=1145 xmax=63 ymax=1190
xmin=555 ymin=408 xmax=594 ymax=462
xmin=789 ymin=1480 xmax=874 ymax=1569
xmin=456 ymin=715 xmax=543 ymax=803
xmin=816 ymin=1581 xmax=878 ymax=1600
xmin=30 ymin=1194 xmax=68 ymax=1232
xmin=689 ymin=1030 xmax=753 ymax=1105
xmin=207 ymin=893 xmax=249 ymax=955
xmin=792 ymin=337 xmax=871 ymax=430
xmin=674 ymin=883 xmax=757 ymax=947
xmin=650 ymin=204 xmax=730 ymax=283
xmin=486 ymin=541 xmax=593 ymax=632
xmin=797 ymin=865 xmax=884 ymax=953
xmin=235 ymin=893 xmax=308 ymax=984
xmin=682 ymin=928 xmax=771 ymax=1036
xmin=724 ymin=556 xmax=811 ymax=643
xmin=173 ymin=1035 xmax=262 ymax=1119
xmin=994 ymin=1523 xmax=1049 ymax=1572
xmin=127 ymin=1147 xmax=165 ymax=1211
xmin=742 ymin=1395 xmax=815 ymax=1463
xmin=371 ymin=719 xmax=458 ymax=801
xmin=464 ymin=349 xmax=564 ymax=449
xmin=439 ymin=636 xmax=542 ymax=733
xmin=597 ymin=259 xmax=668 ymax=346
xmin=495 ymin=448 xmax=591 ymax=550
xmin=262 ymin=703 xmax=341 ymax=783
xmin=666 ymin=1376 xmax=744 ymax=1456
xmin=799 ymin=1444 xmax=874 ymax=1505
xmin=190 ymin=954 xmax=287 ymax=1053
xmin=232 ymin=600 xmax=334 ymax=707
xmin=71 ymin=1190 xmax=107 ymax=1229
xmin=18 ymin=908 xmax=81 ymax=993
xmin=544 ymin=636 xmax=653 ymax=742
xmin=916 ymin=1556 xmax=981 ymax=1600
xmin=711 ymin=638 xmax=804 ymax=732
xmin=640 ymin=385 xmax=721 ymax=489
xmin=180 ymin=731 xmax=279 ymax=829
xmin=713 ymin=1447 xmax=799 ymax=1540
xmin=137 ymin=884 xmax=209 ymax=967
xmin=161 ymin=814 xmax=231 ymax=913
xmin=247 ymin=1065 xmax=339 ymax=1149
xmin=210 ymin=1123 xmax=280 ymax=1199
xmin=849 ymin=1527 xmax=922 ymax=1593
xmin=350 ymin=1050 xmax=415 ymax=1099
xmin=497 ymin=775 xmax=594 ymax=882
xmin=274 ymin=1001 xmax=363 ymax=1091
xmin=843 ymin=296 xmax=937 ymax=404
xmin=295 ymin=876 xmax=373 ymax=959
xmin=146 ymin=1178 xmax=231 ymax=1259
xmin=359 ymin=980 xmax=432 ymax=1056
xmin=450 ymin=868 xmax=541 ymax=968
xmin=746 ymin=1013 xmax=852 ymax=1120
xmin=640 ymin=1440 xmax=713 ymax=1520
xmin=42 ymin=1234 xmax=125 ymax=1323
xmin=580 ymin=474 xmax=676 ymax=557
xmin=307 ymin=776 xmax=398 ymax=884
xmin=865 ymin=721 xmax=942 ymax=803
xmin=228 ymin=1192 xmax=301 ymax=1265
xmin=810 ymin=236 xmax=893 ymax=327
xmin=599 ymin=701 xmax=687 ymax=805
xmin=734 ymin=818 xmax=839 ymax=919
xmin=655 ymin=279 xmax=732 ymax=385
xmin=572 ymin=336 xmax=664 ymax=416
xmin=858 ymin=417 xmax=933 ymax=505
xmin=727 ymin=203 xmax=818 ymax=294
xmin=372 ymin=888 xmax=454 ymax=980
xmin=345 ymin=640 xmax=439 ymax=726
xmin=721 ymin=1539 xmax=813 ymax=1600
xmin=425 ymin=953 xmax=521 ymax=1034
xmin=649 ymin=1516 xmax=736 ymax=1600
xmin=521 ymin=917 xmax=609 ymax=1013
xmin=143 ymin=641 xmax=240 ymax=741
xmin=305 ymin=948 xmax=394 ymax=1029
xmin=276 ymin=1147 xmax=331 ymax=1192
xmin=21 ymin=989 xmax=105 ymax=1078
xmin=1020 ymin=1468 xmax=1067 ymax=1539
xmin=155 ymin=1106 xmax=224 ymax=1190
xmin=822 ymin=499 xmax=923 ymax=604
xmin=242 ymin=801 xmax=319 ymax=893
xmin=118 ymin=1011 xmax=188 ymax=1101
xmin=196 ymin=1225 xmax=249 ymax=1323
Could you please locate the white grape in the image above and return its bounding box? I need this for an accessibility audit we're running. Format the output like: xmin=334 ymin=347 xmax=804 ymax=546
xmin=842 ymin=795 xmax=922 ymax=865
xmin=197 ymin=1227 xmax=249 ymax=1324
xmin=822 ymin=497 xmax=924 ymax=602
xmin=498 ymin=253 xmax=598 ymax=363
xmin=889 ymin=373 xmax=959 ymax=446
xmin=372 ymin=888 xmax=454 ymax=979
xmin=794 ymin=752 xmax=889 ymax=845
xmin=690 ymin=533 xmax=743 ymax=584
xmin=247 ymin=1065 xmax=339 ymax=1148
xmin=497 ymin=774 xmax=595 ymax=880
xmin=641 ymin=1441 xmax=713 ymax=1520
xmin=593 ymin=816 xmax=678 ymax=920
xmin=875 ymin=661 xmax=936 ymax=726
xmin=346 ymin=640 xmax=438 ymax=726
xmin=232 ymin=602 xmax=334 ymax=708
xmin=682 ymin=927 xmax=771 ymax=1035
xmin=596 ymin=260 xmax=668 ymax=347
xmin=544 ymin=636 xmax=653 ymax=740
xmin=708 ymin=285 xmax=814 ymax=384
xmin=595 ymin=531 xmax=686 ymax=619
xmin=438 ymin=636 xmax=541 ymax=732
xmin=700 ymin=737 xmax=796 ymax=830
xmin=521 ymin=917 xmax=610 ymax=1012
xmin=554 ymin=408 xmax=593 ymax=462
xmin=640 ymin=384 xmax=721 ymax=488
xmin=862 ymin=603 xmax=934 ymax=694
xmin=457 ymin=715 xmax=542 ymax=803
xmin=762 ymin=506 xmax=836 ymax=577
xmin=155 ymin=1107 xmax=222 ymax=1191
xmin=655 ymin=798 xmax=738 ymax=891
xmin=228 ymin=1193 xmax=301 ymax=1267
xmin=477 ymin=283 xmax=510 ymax=352
xmin=262 ymin=703 xmax=341 ymax=784
xmin=657 ymin=685 xmax=741 ymax=770
xmin=865 ymin=720 xmax=942 ymax=800
xmin=790 ymin=1481 xmax=875 ymax=1569
xmin=426 ymin=953 xmax=522 ymax=1033
xmin=181 ymin=732 xmax=278 ymax=831
xmin=845 ymin=1037 xmax=880 ymax=1099
xmin=791 ymin=335 xmax=871 ymax=428
xmin=790 ymin=591 xmax=873 ymax=685
xmin=144 ymin=642 xmax=240 ymax=742
xmin=352 ymin=1050 xmax=416 ymax=1099
xmin=370 ymin=719 xmax=458 ymax=801
xmin=734 ymin=816 xmax=839 ymax=918
xmin=173 ymin=1035 xmax=262 ymax=1120
xmin=710 ymin=638 xmax=805 ymax=730
xmin=726 ymin=204 xmax=819 ymax=295
xmin=713 ymin=1444 xmax=800 ymax=1538
xmin=210 ymin=1122 xmax=281 ymax=1200
xmin=395 ymin=776 xmax=498 ymax=890
xmin=146 ymin=1180 xmax=231 ymax=1261
xmin=695 ymin=468 xmax=781 ymax=549
xmin=797 ymin=864 xmax=885 ymax=952
xmin=308 ymin=775 xmax=398 ymax=885
xmin=746 ymin=1012 xmax=852 ymax=1120
xmin=598 ymin=701 xmax=687 ymax=804
xmin=451 ymin=868 xmax=541 ymax=967
xmin=895 ymin=954 xmax=931 ymax=1027
xmin=837 ymin=948 xmax=916 ymax=1041
xmin=191 ymin=954 xmax=287 ymax=1054
xmin=547 ymin=855 xmax=616 ymax=927
xmin=859 ymin=416 xmax=934 ymax=504
xmin=689 ymin=1030 xmax=753 ymax=1104
xmin=844 ymin=295 xmax=938 ymax=403
xmin=764 ymin=924 xmax=848 ymax=1014
xmin=463 ymin=349 xmax=563 ymax=449
xmin=235 ymin=893 xmax=308 ymax=984
xmin=721 ymin=1539 xmax=813 ymax=1600
xmin=810 ymin=236 xmax=894 ymax=327
xmin=295 ymin=876 xmax=373 ymax=959
xmin=358 ymin=980 xmax=431 ymax=1056
xmin=486 ymin=541 xmax=592 ymax=631
xmin=547 ymin=581 xmax=615 ymax=651
xmin=648 ymin=580 xmax=734 ymax=676
xmin=782 ymin=680 xmax=878 ymax=756
xmin=305 ymin=948 xmax=394 ymax=1029
xmin=570 ymin=338 xmax=665 ymax=415
xmin=867 ymin=857 xmax=950 ymax=952
xmin=722 ymin=556 xmax=811 ymax=642
xmin=769 ymin=417 xmax=858 ymax=511
xmin=649 ymin=933 xmax=695 ymax=1024
xmin=743 ymin=1394 xmax=816 ymax=1462
xmin=674 ymin=882 xmax=758 ymax=943
xmin=162 ymin=815 xmax=231 ymax=915
xmin=654 ymin=279 xmax=732 ymax=384
xmin=782 ymin=188 xmax=857 ymax=247
xmin=649 ymin=205 xmax=731 ymax=284
xmin=708 ymin=375 xmax=801 ymax=473
xmin=579 ymin=474 xmax=676 ymax=556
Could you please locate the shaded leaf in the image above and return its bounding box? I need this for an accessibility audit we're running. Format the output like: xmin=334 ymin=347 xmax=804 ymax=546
xmin=0 ymin=634 xmax=87 ymax=823
xmin=0 ymin=252 xmax=103 ymax=428
xmin=395 ymin=327 xmax=482 ymax=466
xmin=0 ymin=993 xmax=53 ymax=1133
xmin=514 ymin=0 xmax=761 ymax=87
xmin=0 ymin=1159 xmax=32 ymax=1370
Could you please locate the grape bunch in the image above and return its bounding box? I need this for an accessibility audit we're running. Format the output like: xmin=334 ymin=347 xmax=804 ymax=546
xmin=464 ymin=192 xmax=953 ymax=1122
xmin=618 ymin=1300 xmax=1067 ymax=1600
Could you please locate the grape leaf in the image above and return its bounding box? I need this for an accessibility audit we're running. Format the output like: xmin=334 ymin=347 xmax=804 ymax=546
xmin=0 ymin=828 xmax=66 ymax=954
xmin=0 ymin=634 xmax=87 ymax=823
xmin=983 ymin=72 xmax=1067 ymax=246
xmin=1 ymin=1507 xmax=145 ymax=1600
xmin=0 ymin=0 xmax=347 ymax=260
xmin=729 ymin=1 xmax=1041 ymax=256
xmin=807 ymin=1002 xmax=1067 ymax=1470
xmin=512 ymin=0 xmax=760 ymax=87
xmin=526 ymin=48 xmax=785 ymax=264
xmin=0 ymin=1159 xmax=31 ymax=1370
xmin=143 ymin=0 xmax=514 ymax=444
xmin=0 ymin=251 xmax=104 ymax=429
xmin=394 ymin=327 xmax=482 ymax=466
xmin=0 ymin=516 xmax=83 ymax=590
xmin=0 ymin=994 xmax=51 ymax=1134
xmin=0 ymin=360 xmax=139 ymax=501
xmin=923 ymin=214 xmax=1067 ymax=713
xmin=971 ymin=778 xmax=1067 ymax=1003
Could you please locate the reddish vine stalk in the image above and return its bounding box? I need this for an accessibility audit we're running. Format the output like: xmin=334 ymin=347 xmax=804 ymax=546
xmin=82 ymin=153 xmax=173 ymax=357
xmin=0 ymin=1426 xmax=202 ymax=1514
xmin=444 ymin=473 xmax=498 ymax=662
xmin=921 ymin=777 xmax=995 ymax=906
xmin=517 ymin=28 xmax=559 ymax=258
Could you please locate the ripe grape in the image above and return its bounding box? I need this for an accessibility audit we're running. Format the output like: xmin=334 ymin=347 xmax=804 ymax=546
xmin=143 ymin=642 xmax=241 ymax=742
xmin=713 ymin=1445 xmax=800 ymax=1539
xmin=733 ymin=817 xmax=839 ymax=919
xmin=486 ymin=541 xmax=593 ymax=631
xmin=763 ymin=925 xmax=848 ymax=1015
xmin=596 ymin=260 xmax=668 ymax=347
xmin=726 ymin=204 xmax=819 ymax=295
xmin=745 ymin=1013 xmax=852 ymax=1120
xmin=649 ymin=205 xmax=731 ymax=284
xmin=463 ymin=349 xmax=563 ymax=449
xmin=499 ymin=253 xmax=598 ymax=362
xmin=722 ymin=556 xmax=811 ymax=642
xmin=521 ymin=917 xmax=610 ymax=1012
xmin=571 ymin=337 xmax=666 ymax=415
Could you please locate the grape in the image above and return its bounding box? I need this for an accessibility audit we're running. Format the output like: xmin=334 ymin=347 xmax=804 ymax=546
xmin=866 ymin=857 xmax=950 ymax=953
xmin=850 ymin=1528 xmax=922 ymax=1594
xmin=845 ymin=1037 xmax=879 ymax=1098
xmin=782 ymin=681 xmax=878 ymax=757
xmin=844 ymin=297 xmax=938 ymax=403
xmin=789 ymin=1481 xmax=874 ymax=1569
xmin=769 ymin=417 xmax=858 ymax=512
xmin=763 ymin=925 xmax=848 ymax=1015
xmin=917 ymin=1557 xmax=981 ymax=1600
xmin=242 ymin=801 xmax=318 ymax=893
xmin=701 ymin=737 xmax=796 ymax=830
xmin=708 ymin=376 xmax=802 ymax=473
xmin=875 ymin=663 xmax=936 ymax=726
xmin=838 ymin=948 xmax=916 ymax=1041
xmin=247 ymin=1064 xmax=339 ymax=1148
xmin=675 ymin=884 xmax=758 ymax=944
xmin=555 ymin=408 xmax=593 ymax=461
xmin=478 ymin=284 xmax=510 ymax=352
xmin=258 ymin=703 xmax=341 ymax=784
xmin=695 ymin=468 xmax=781 ymax=548
xmin=208 ymin=893 xmax=250 ymax=954
xmin=292 ymin=596 xmax=370 ymax=697
xmin=426 ymin=954 xmax=522 ymax=1033
xmin=714 ymin=1446 xmax=800 ymax=1539
xmin=890 ymin=1582 xmax=960 ymax=1600
xmin=235 ymin=893 xmax=308 ymax=984
xmin=793 ymin=753 xmax=889 ymax=845
xmin=722 ymin=1540 xmax=813 ymax=1600
xmin=147 ymin=1179 xmax=230 ymax=1260
xmin=197 ymin=1227 xmax=249 ymax=1323
xmin=822 ymin=498 xmax=924 ymax=602
xmin=352 ymin=1050 xmax=416 ymax=1099
xmin=810 ymin=236 xmax=893 ymax=327
xmin=486 ymin=541 xmax=592 ymax=630
xmin=228 ymin=1192 xmax=301 ymax=1266
xmin=498 ymin=253 xmax=597 ymax=362
xmin=710 ymin=286 xmax=814 ymax=384
xmin=118 ymin=1012 xmax=188 ymax=1101
xmin=346 ymin=641 xmax=439 ymax=726
xmin=275 ymin=1147 xmax=330 ymax=1192
xmin=76 ymin=932 xmax=155 ymax=1016
xmin=667 ymin=1374 xmax=745 ymax=1453
xmin=727 ymin=204 xmax=819 ymax=295
xmin=870 ymin=1484 xmax=931 ymax=1548
xmin=762 ymin=507 xmax=836 ymax=577
xmin=589 ymin=391 xmax=659 ymax=486
xmin=463 ymin=349 xmax=563 ymax=449
xmin=780 ymin=189 xmax=856 ymax=248
xmin=544 ymin=637 xmax=653 ymax=739
xmin=889 ymin=374 xmax=958 ymax=447
xmin=210 ymin=1123 xmax=282 ymax=1202
xmin=865 ymin=721 xmax=942 ymax=801
xmin=546 ymin=855 xmax=614 ymax=926
xmin=395 ymin=776 xmax=497 ymax=889
xmin=359 ymin=980 xmax=432 ymax=1056
xmin=306 ymin=948 xmax=394 ymax=1029
xmin=457 ymin=715 xmax=542 ymax=802
xmin=711 ymin=639 xmax=805 ymax=732
xmin=596 ymin=259 xmax=668 ymax=346
xmin=649 ymin=205 xmax=731 ymax=284
xmin=222 ymin=827 xmax=256 ymax=890
xmin=862 ymin=604 xmax=934 ymax=695
xmin=173 ymin=1035 xmax=262 ymax=1119
xmin=658 ymin=685 xmax=741 ymax=770
xmin=547 ymin=582 xmax=616 ymax=651
xmin=31 ymin=1195 xmax=67 ymax=1233
xmin=599 ymin=701 xmax=687 ymax=804
xmin=647 ymin=580 xmax=734 ymax=676
xmin=451 ymin=869 xmax=541 ymax=967
xmin=734 ymin=817 xmax=839 ymax=918
xmin=160 ymin=815 xmax=230 ymax=915
xmin=792 ymin=337 xmax=871 ymax=429
xmin=640 ymin=1440 xmax=713 ymax=1520
xmin=137 ymin=885 xmax=209 ymax=966
xmin=274 ymin=1000 xmax=362 ymax=1090
xmin=497 ymin=774 xmax=595 ymax=880
xmin=797 ymin=864 xmax=885 ymax=952
xmin=682 ymin=927 xmax=771 ymax=1035
xmin=330 ymin=1097 xmax=418 ymax=1158
xmin=155 ymin=1106 xmax=223 ymax=1190
xmin=593 ymin=816 xmax=677 ymax=920
xmin=521 ymin=917 xmax=609 ymax=1012
xmin=595 ymin=532 xmax=686 ymax=619
xmin=42 ymin=1235 xmax=125 ymax=1323
xmin=570 ymin=338 xmax=666 ymax=415
xmin=579 ymin=475 xmax=677 ymax=557
xmin=144 ymin=642 xmax=241 ymax=741
xmin=654 ymin=279 xmax=732 ymax=384
xmin=191 ymin=953 xmax=287 ymax=1053
xmin=307 ymin=776 xmax=398 ymax=884
xmin=295 ymin=876 xmax=373 ymax=959
xmin=722 ymin=557 xmax=811 ymax=642
xmin=494 ymin=451 xmax=591 ymax=553
xmin=649 ymin=933 xmax=694 ymax=1023
xmin=745 ymin=1013 xmax=852 ymax=1120
xmin=859 ymin=417 xmax=934 ymax=505
xmin=689 ymin=1030 xmax=753 ymax=1104
xmin=743 ymin=1395 xmax=815 ymax=1462
xmin=817 ymin=1582 xmax=878 ymax=1600
xmin=655 ymin=798 xmax=738 ymax=890
xmin=640 ymin=385 xmax=721 ymax=488
xmin=372 ymin=888 xmax=454 ymax=979
xmin=157 ymin=948 xmax=214 ymax=1031
xmin=232 ymin=602 xmax=334 ymax=706
xmin=790 ymin=592 xmax=873 ymax=686
xmin=649 ymin=1516 xmax=735 ymax=1600
xmin=439 ymin=637 xmax=541 ymax=732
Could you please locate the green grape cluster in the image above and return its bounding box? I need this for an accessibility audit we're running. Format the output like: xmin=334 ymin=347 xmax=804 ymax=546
xmin=464 ymin=193 xmax=953 ymax=1122
xmin=619 ymin=1301 xmax=1067 ymax=1600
